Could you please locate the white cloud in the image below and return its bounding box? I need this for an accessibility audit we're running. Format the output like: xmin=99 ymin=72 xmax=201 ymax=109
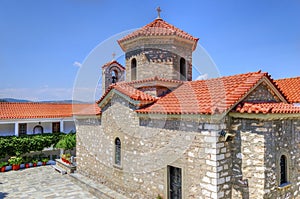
xmin=73 ymin=61 xmax=82 ymax=68
xmin=196 ymin=73 xmax=208 ymax=80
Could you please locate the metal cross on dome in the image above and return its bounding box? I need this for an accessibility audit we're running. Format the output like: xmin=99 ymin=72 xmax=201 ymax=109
xmin=156 ymin=7 xmax=162 ymax=19
xmin=112 ymin=52 xmax=116 ymax=60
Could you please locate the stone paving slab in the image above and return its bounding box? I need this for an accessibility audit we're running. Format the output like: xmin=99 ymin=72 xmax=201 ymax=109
xmin=69 ymin=173 xmax=129 ymax=199
xmin=0 ymin=166 xmax=98 ymax=199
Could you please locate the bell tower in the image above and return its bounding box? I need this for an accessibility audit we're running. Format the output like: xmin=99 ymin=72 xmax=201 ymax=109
xmin=118 ymin=8 xmax=198 ymax=82
xmin=102 ymin=58 xmax=125 ymax=94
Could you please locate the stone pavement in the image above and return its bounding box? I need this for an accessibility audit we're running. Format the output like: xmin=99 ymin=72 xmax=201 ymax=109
xmin=0 ymin=166 xmax=98 ymax=199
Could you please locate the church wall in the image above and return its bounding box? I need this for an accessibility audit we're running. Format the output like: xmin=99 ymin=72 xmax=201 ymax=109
xmin=76 ymin=95 xmax=233 ymax=199
xmin=230 ymin=118 xmax=300 ymax=199
xmin=243 ymin=82 xmax=281 ymax=103
xmin=124 ymin=38 xmax=193 ymax=81
xmin=263 ymin=119 xmax=300 ymax=199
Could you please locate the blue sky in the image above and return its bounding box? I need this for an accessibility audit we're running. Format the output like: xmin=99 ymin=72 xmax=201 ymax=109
xmin=0 ymin=0 xmax=299 ymax=101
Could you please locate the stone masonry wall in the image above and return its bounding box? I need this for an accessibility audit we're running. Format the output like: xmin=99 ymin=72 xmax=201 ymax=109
xmin=76 ymin=95 xmax=233 ymax=199
xmin=263 ymin=119 xmax=300 ymax=199
xmin=231 ymin=118 xmax=300 ymax=199
xmin=231 ymin=119 xmax=266 ymax=198
xmin=124 ymin=38 xmax=193 ymax=82
xmin=243 ymin=82 xmax=280 ymax=103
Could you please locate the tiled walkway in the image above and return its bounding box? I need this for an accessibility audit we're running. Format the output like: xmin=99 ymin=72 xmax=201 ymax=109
xmin=0 ymin=166 xmax=98 ymax=199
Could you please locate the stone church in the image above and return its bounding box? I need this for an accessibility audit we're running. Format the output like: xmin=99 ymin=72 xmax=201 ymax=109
xmin=75 ymin=11 xmax=300 ymax=199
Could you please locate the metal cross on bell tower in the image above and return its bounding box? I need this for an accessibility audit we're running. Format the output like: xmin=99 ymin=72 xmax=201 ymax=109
xmin=156 ymin=7 xmax=162 ymax=19
xmin=112 ymin=52 xmax=116 ymax=61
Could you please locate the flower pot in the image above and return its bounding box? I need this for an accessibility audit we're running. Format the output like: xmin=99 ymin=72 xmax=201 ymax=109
xmin=5 ymin=165 xmax=12 ymax=171
xmin=25 ymin=163 xmax=31 ymax=168
xmin=33 ymin=163 xmax=37 ymax=167
xmin=0 ymin=166 xmax=6 ymax=172
xmin=20 ymin=164 xmax=25 ymax=169
xmin=12 ymin=164 xmax=20 ymax=171
xmin=42 ymin=162 xmax=47 ymax=166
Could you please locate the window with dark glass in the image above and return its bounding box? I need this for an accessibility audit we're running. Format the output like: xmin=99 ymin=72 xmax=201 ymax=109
xmin=280 ymin=155 xmax=287 ymax=185
xmin=131 ymin=58 xmax=137 ymax=81
xmin=52 ymin=122 xmax=60 ymax=133
xmin=180 ymin=58 xmax=186 ymax=80
xmin=168 ymin=166 xmax=182 ymax=199
xmin=19 ymin=123 xmax=27 ymax=136
xmin=115 ymin=137 xmax=121 ymax=165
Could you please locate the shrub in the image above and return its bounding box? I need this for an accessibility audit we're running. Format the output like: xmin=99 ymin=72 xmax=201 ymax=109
xmin=55 ymin=133 xmax=76 ymax=152
xmin=0 ymin=133 xmax=63 ymax=158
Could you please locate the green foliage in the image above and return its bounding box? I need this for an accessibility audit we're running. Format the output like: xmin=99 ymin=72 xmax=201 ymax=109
xmin=42 ymin=157 xmax=49 ymax=163
xmin=157 ymin=195 xmax=163 ymax=199
xmin=0 ymin=162 xmax=8 ymax=168
xmin=55 ymin=133 xmax=76 ymax=151
xmin=23 ymin=156 xmax=32 ymax=163
xmin=0 ymin=133 xmax=62 ymax=158
xmin=8 ymin=156 xmax=23 ymax=165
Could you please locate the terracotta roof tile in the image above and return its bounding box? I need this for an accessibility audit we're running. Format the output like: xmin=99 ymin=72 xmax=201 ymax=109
xmin=97 ymin=83 xmax=157 ymax=106
xmin=114 ymin=84 xmax=157 ymax=101
xmin=136 ymin=71 xmax=269 ymax=115
xmin=235 ymin=102 xmax=300 ymax=114
xmin=118 ymin=18 xmax=198 ymax=46
xmin=119 ymin=76 xmax=183 ymax=86
xmin=275 ymin=76 xmax=300 ymax=103
xmin=101 ymin=60 xmax=125 ymax=70
xmin=0 ymin=103 xmax=100 ymax=120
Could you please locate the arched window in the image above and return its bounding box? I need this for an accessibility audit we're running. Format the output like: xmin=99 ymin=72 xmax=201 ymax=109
xmin=111 ymin=70 xmax=118 ymax=83
xmin=33 ymin=125 xmax=43 ymax=134
xmin=131 ymin=58 xmax=137 ymax=81
xmin=115 ymin=137 xmax=121 ymax=165
xmin=280 ymin=155 xmax=287 ymax=185
xmin=180 ymin=58 xmax=186 ymax=80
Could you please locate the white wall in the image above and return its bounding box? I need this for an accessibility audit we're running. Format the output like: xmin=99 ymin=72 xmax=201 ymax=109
xmin=0 ymin=119 xmax=76 ymax=136
xmin=0 ymin=123 xmax=14 ymax=136
xmin=26 ymin=122 xmax=55 ymax=135
xmin=64 ymin=121 xmax=76 ymax=133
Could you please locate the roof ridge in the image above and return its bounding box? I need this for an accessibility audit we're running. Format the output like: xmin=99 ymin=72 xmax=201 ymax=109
xmin=118 ymin=18 xmax=198 ymax=45
xmin=120 ymin=76 xmax=183 ymax=85
xmin=275 ymin=76 xmax=300 ymax=81
xmin=191 ymin=70 xmax=266 ymax=83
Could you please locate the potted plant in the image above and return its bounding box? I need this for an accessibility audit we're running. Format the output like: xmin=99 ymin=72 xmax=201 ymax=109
xmin=23 ymin=156 xmax=32 ymax=168
xmin=0 ymin=162 xmax=8 ymax=172
xmin=42 ymin=157 xmax=49 ymax=166
xmin=8 ymin=156 xmax=23 ymax=171
xmin=32 ymin=159 xmax=38 ymax=167
xmin=61 ymin=153 xmax=71 ymax=164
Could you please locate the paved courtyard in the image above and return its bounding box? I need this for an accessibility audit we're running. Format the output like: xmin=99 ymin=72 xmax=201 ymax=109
xmin=0 ymin=166 xmax=98 ymax=199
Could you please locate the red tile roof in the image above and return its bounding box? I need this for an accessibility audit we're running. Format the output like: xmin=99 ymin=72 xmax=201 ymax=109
xmin=0 ymin=103 xmax=100 ymax=120
xmin=235 ymin=102 xmax=300 ymax=114
xmin=118 ymin=18 xmax=198 ymax=49
xmin=97 ymin=83 xmax=157 ymax=106
xmin=275 ymin=76 xmax=300 ymax=103
xmin=119 ymin=76 xmax=183 ymax=87
xmin=101 ymin=60 xmax=125 ymax=70
xmin=136 ymin=71 xmax=274 ymax=115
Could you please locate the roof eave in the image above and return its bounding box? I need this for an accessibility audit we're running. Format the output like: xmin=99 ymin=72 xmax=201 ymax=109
xmin=229 ymin=112 xmax=300 ymax=120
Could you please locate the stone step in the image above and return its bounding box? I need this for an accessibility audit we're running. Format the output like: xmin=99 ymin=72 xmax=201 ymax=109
xmin=51 ymin=165 xmax=67 ymax=175
xmin=69 ymin=173 xmax=129 ymax=199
